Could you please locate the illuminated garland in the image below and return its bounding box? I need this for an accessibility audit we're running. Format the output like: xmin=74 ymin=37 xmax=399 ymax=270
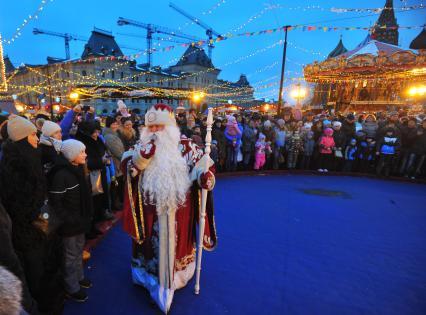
xmin=2 ymin=0 xmax=55 ymax=45
xmin=0 ymin=35 xmax=7 ymax=91
xmin=288 ymin=41 xmax=327 ymax=58
xmin=9 ymin=37 xmax=288 ymax=94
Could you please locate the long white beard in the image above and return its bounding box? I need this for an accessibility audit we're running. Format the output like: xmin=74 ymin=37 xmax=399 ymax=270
xmin=140 ymin=125 xmax=191 ymax=215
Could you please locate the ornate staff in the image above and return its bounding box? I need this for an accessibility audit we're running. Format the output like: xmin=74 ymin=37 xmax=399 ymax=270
xmin=194 ymin=107 xmax=213 ymax=295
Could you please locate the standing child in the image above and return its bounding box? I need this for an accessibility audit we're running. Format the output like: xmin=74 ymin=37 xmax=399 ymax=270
xmin=343 ymin=138 xmax=358 ymax=172
xmin=358 ymin=136 xmax=376 ymax=173
xmin=376 ymin=127 xmax=400 ymax=176
xmin=301 ymin=131 xmax=315 ymax=170
xmin=48 ymin=139 xmax=93 ymax=302
xmin=286 ymin=129 xmax=303 ymax=169
xmin=254 ymin=133 xmax=271 ymax=170
xmin=317 ymin=128 xmax=335 ymax=172
xmin=210 ymin=140 xmax=219 ymax=166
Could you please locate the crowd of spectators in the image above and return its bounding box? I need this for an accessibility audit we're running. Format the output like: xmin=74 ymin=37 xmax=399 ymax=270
xmin=0 ymin=102 xmax=425 ymax=314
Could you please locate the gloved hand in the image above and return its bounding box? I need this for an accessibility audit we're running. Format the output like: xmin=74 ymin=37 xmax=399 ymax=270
xmin=140 ymin=140 xmax=156 ymax=159
xmin=199 ymin=171 xmax=215 ymax=191
xmin=130 ymin=166 xmax=139 ymax=178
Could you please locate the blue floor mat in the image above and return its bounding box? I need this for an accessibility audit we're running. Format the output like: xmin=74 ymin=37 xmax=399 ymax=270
xmin=64 ymin=175 xmax=426 ymax=315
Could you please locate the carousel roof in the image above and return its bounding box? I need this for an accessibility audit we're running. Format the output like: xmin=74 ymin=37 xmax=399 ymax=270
xmin=340 ymin=40 xmax=405 ymax=58
xmin=328 ymin=37 xmax=348 ymax=59
xmin=410 ymin=28 xmax=426 ymax=50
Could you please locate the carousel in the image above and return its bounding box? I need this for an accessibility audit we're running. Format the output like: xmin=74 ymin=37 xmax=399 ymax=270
xmin=304 ymin=34 xmax=426 ymax=113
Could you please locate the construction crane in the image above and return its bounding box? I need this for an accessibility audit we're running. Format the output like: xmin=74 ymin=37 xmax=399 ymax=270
xmin=33 ymin=28 xmax=86 ymax=60
xmin=117 ymin=17 xmax=202 ymax=67
xmin=169 ymin=2 xmax=223 ymax=60
xmin=33 ymin=28 xmax=146 ymax=59
xmin=117 ymin=32 xmax=194 ymax=45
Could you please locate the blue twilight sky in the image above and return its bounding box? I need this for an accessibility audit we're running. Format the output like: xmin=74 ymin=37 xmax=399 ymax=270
xmin=0 ymin=0 xmax=425 ymax=103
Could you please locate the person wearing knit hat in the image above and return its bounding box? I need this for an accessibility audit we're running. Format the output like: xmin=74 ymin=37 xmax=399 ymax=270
xmin=7 ymin=115 xmax=38 ymax=147
xmin=1 ymin=116 xmax=65 ymax=313
xmin=332 ymin=121 xmax=346 ymax=171
xmin=60 ymin=139 xmax=86 ymax=163
xmin=318 ymin=127 xmax=336 ymax=172
xmin=42 ymin=120 xmax=62 ymax=140
xmin=40 ymin=120 xmax=63 ymax=169
xmin=49 ymin=138 xmax=92 ymax=302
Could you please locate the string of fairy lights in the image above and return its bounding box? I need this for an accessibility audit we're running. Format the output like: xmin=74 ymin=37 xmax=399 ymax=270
xmin=2 ymin=1 xmax=425 ymax=108
xmin=2 ymin=0 xmax=55 ymax=44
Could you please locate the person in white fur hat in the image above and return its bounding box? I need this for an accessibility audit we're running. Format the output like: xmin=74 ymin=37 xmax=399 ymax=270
xmin=117 ymin=100 xmax=131 ymax=118
xmin=121 ymin=104 xmax=218 ymax=313
xmin=40 ymin=120 xmax=63 ymax=171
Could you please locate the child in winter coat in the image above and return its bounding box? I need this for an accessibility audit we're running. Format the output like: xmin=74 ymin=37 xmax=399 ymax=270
xmin=358 ymin=136 xmax=376 ymax=173
xmin=343 ymin=138 xmax=358 ymax=172
xmin=210 ymin=140 xmax=219 ymax=166
xmin=376 ymin=127 xmax=400 ymax=176
xmin=254 ymin=133 xmax=271 ymax=170
xmin=318 ymin=128 xmax=335 ymax=172
xmin=48 ymin=139 xmax=93 ymax=302
xmin=226 ymin=116 xmax=242 ymax=137
xmin=286 ymin=130 xmax=303 ymax=169
xmin=301 ymin=131 xmax=315 ymax=170
xmin=224 ymin=116 xmax=243 ymax=171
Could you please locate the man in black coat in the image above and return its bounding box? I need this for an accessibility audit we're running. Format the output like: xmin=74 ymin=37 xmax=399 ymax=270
xmin=399 ymin=117 xmax=418 ymax=175
xmin=341 ymin=113 xmax=356 ymax=144
xmin=405 ymin=119 xmax=426 ymax=179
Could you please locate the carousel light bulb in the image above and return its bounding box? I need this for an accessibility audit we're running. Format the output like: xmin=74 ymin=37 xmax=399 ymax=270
xmin=418 ymin=86 xmax=426 ymax=96
xmin=408 ymin=87 xmax=417 ymax=97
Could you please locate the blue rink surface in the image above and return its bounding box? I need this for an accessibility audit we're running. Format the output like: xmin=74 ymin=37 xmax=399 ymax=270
xmin=64 ymin=175 xmax=426 ymax=315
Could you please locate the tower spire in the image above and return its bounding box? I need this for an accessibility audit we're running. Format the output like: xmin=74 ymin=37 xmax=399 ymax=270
xmin=371 ymin=0 xmax=399 ymax=45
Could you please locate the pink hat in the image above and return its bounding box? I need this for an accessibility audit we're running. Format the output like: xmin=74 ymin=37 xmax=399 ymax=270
xmin=324 ymin=128 xmax=334 ymax=136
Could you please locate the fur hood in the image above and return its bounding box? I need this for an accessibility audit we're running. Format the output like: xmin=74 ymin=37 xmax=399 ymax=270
xmin=0 ymin=266 xmax=22 ymax=315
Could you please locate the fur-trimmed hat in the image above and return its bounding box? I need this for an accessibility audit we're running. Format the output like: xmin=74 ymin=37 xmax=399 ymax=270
xmin=332 ymin=121 xmax=342 ymax=128
xmin=117 ymin=100 xmax=131 ymax=118
xmin=145 ymin=104 xmax=176 ymax=127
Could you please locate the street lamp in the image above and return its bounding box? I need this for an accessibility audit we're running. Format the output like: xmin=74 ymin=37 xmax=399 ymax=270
xmin=69 ymin=92 xmax=79 ymax=108
xmin=191 ymin=91 xmax=205 ymax=112
xmin=290 ymin=83 xmax=307 ymax=108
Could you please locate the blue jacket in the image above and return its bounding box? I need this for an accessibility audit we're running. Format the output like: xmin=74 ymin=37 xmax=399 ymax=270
xmin=275 ymin=129 xmax=286 ymax=148
xmin=377 ymin=136 xmax=400 ymax=155
xmin=60 ymin=110 xmax=76 ymax=140
xmin=224 ymin=124 xmax=243 ymax=146
xmin=345 ymin=145 xmax=357 ymax=160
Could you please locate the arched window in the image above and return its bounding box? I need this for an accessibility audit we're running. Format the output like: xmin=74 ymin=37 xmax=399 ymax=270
xmin=111 ymin=71 xmax=115 ymax=79
xmin=101 ymin=69 xmax=105 ymax=78
xmin=82 ymin=70 xmax=87 ymax=76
